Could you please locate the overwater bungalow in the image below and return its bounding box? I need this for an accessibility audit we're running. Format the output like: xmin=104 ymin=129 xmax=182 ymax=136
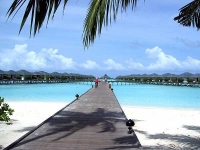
xmin=115 ymin=72 xmax=200 ymax=85
xmin=16 ymin=70 xmax=32 ymax=80
xmin=0 ymin=70 xmax=95 ymax=85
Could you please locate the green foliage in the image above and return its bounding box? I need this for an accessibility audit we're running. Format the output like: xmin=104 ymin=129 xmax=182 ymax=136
xmin=143 ymin=78 xmax=149 ymax=82
xmin=46 ymin=75 xmax=52 ymax=80
xmin=3 ymin=75 xmax=10 ymax=80
xmin=155 ymin=77 xmax=162 ymax=82
xmin=177 ymin=78 xmax=184 ymax=83
xmin=187 ymin=78 xmax=194 ymax=83
xmin=15 ymin=75 xmax=21 ymax=80
xmin=71 ymin=76 xmax=75 ymax=80
xmin=164 ymin=77 xmax=169 ymax=82
xmin=0 ymin=97 xmax=14 ymax=122
xmin=171 ymin=78 xmax=177 ymax=82
xmin=31 ymin=75 xmax=38 ymax=80
xmin=6 ymin=0 xmax=199 ymax=49
xmin=174 ymin=0 xmax=200 ymax=30
xmin=134 ymin=77 xmax=141 ymax=82
xmin=25 ymin=75 xmax=32 ymax=80
xmin=60 ymin=76 xmax=67 ymax=80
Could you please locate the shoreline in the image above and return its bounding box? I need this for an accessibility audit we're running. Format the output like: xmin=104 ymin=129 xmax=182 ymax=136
xmin=0 ymin=101 xmax=200 ymax=149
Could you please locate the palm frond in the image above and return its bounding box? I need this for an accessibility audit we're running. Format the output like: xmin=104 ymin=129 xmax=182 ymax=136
xmin=174 ymin=0 xmax=200 ymax=30
xmin=6 ymin=0 xmax=69 ymax=37
xmin=83 ymin=0 xmax=138 ymax=49
xmin=7 ymin=0 xmax=140 ymax=48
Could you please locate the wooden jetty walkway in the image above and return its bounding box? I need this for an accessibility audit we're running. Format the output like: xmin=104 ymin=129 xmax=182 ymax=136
xmin=0 ymin=79 xmax=94 ymax=85
xmin=5 ymin=82 xmax=141 ymax=150
xmin=108 ymin=81 xmax=200 ymax=88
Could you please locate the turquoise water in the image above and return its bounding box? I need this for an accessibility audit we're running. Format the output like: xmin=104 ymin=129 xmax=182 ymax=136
xmin=0 ymin=83 xmax=200 ymax=109
xmin=0 ymin=83 xmax=92 ymax=102
xmin=113 ymin=84 xmax=200 ymax=109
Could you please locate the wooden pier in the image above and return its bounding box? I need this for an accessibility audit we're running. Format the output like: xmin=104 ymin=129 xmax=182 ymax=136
xmin=108 ymin=80 xmax=200 ymax=88
xmin=0 ymin=79 xmax=94 ymax=85
xmin=5 ymin=82 xmax=141 ymax=150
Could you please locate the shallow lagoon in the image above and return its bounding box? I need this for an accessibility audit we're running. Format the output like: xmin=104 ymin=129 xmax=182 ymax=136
xmin=0 ymin=83 xmax=92 ymax=102
xmin=113 ymin=84 xmax=200 ymax=109
xmin=0 ymin=82 xmax=200 ymax=109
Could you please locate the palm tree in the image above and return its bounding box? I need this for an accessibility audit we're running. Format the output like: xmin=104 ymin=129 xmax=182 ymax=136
xmin=6 ymin=0 xmax=200 ymax=49
xmin=174 ymin=0 xmax=200 ymax=30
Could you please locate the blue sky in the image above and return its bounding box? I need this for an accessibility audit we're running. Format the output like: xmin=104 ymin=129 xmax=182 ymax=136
xmin=0 ymin=0 xmax=200 ymax=78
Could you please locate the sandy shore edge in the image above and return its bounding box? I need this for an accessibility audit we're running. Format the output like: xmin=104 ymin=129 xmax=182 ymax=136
xmin=0 ymin=102 xmax=200 ymax=149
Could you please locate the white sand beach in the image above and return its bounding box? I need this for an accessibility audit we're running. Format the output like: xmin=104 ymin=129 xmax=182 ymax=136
xmin=0 ymin=102 xmax=68 ymax=149
xmin=122 ymin=106 xmax=200 ymax=149
xmin=0 ymin=102 xmax=200 ymax=149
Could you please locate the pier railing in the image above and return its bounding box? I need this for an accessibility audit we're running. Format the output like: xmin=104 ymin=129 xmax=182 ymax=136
xmin=108 ymin=80 xmax=200 ymax=88
xmin=1 ymin=79 xmax=200 ymax=88
xmin=0 ymin=79 xmax=95 ymax=85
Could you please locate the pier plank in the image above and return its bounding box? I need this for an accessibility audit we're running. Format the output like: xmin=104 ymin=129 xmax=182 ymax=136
xmin=6 ymin=82 xmax=141 ymax=150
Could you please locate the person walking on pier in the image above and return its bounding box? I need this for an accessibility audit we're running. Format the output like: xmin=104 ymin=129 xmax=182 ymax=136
xmin=95 ymin=77 xmax=99 ymax=88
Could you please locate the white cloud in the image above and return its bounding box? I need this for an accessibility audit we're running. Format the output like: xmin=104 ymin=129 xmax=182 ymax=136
xmin=80 ymin=60 xmax=100 ymax=70
xmin=1 ymin=44 xmax=200 ymax=73
xmin=182 ymin=57 xmax=200 ymax=70
xmin=40 ymin=48 xmax=76 ymax=70
xmin=125 ymin=59 xmax=144 ymax=70
xmin=103 ymin=59 xmax=126 ymax=71
xmin=0 ymin=44 xmax=76 ymax=71
xmin=145 ymin=46 xmax=181 ymax=70
xmin=143 ymin=46 xmax=200 ymax=71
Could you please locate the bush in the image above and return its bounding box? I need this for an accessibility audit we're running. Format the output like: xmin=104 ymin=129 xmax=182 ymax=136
xmin=187 ymin=78 xmax=193 ymax=83
xmin=0 ymin=97 xmax=14 ymax=122
xmin=177 ymin=78 xmax=184 ymax=83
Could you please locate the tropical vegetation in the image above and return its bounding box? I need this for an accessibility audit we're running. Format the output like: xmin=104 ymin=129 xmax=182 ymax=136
xmin=0 ymin=97 xmax=14 ymax=122
xmin=6 ymin=0 xmax=200 ymax=48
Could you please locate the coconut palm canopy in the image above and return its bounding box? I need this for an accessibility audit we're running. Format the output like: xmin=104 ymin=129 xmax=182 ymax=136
xmin=6 ymin=0 xmax=200 ymax=49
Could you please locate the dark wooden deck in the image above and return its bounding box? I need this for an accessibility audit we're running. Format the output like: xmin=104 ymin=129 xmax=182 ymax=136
xmin=6 ymin=82 xmax=141 ymax=150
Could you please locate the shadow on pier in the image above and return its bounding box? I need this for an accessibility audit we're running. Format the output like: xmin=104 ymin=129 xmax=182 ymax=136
xmin=5 ymin=82 xmax=141 ymax=150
